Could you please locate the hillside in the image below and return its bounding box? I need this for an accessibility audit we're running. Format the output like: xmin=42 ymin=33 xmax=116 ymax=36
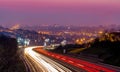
xmin=0 ymin=34 xmax=26 ymax=72
xmin=81 ymin=31 xmax=120 ymax=66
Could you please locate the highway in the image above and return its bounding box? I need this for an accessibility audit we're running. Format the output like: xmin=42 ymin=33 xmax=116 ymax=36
xmin=21 ymin=46 xmax=119 ymax=72
xmin=34 ymin=47 xmax=118 ymax=72
xmin=24 ymin=46 xmax=74 ymax=72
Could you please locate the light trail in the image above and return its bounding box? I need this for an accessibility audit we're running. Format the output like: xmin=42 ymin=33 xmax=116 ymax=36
xmin=24 ymin=46 xmax=72 ymax=72
xmin=34 ymin=48 xmax=117 ymax=72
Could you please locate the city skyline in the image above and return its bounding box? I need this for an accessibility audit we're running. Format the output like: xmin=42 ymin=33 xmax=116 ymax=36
xmin=0 ymin=0 xmax=120 ymax=27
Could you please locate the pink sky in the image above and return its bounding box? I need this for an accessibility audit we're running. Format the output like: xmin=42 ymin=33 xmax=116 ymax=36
xmin=1 ymin=0 xmax=120 ymax=3
xmin=0 ymin=0 xmax=120 ymax=27
xmin=0 ymin=0 xmax=120 ymax=6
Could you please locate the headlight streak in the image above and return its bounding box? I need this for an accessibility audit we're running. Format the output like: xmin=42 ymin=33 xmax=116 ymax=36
xmin=25 ymin=46 xmax=72 ymax=72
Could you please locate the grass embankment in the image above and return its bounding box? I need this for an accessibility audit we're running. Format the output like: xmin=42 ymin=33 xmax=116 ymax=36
xmin=69 ymin=32 xmax=120 ymax=67
xmin=69 ymin=48 xmax=86 ymax=53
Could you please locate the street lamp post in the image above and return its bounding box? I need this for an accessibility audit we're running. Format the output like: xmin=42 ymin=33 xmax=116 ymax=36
xmin=61 ymin=40 xmax=67 ymax=53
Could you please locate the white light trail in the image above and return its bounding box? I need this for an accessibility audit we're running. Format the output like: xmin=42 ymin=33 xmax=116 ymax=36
xmin=25 ymin=46 xmax=72 ymax=72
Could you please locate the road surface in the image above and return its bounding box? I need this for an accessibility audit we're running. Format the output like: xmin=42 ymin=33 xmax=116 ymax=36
xmin=34 ymin=47 xmax=118 ymax=72
xmin=20 ymin=46 xmax=119 ymax=72
xmin=24 ymin=46 xmax=79 ymax=72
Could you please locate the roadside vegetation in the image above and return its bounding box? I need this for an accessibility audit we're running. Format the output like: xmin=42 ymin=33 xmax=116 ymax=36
xmin=82 ymin=32 xmax=120 ymax=66
xmin=0 ymin=34 xmax=26 ymax=72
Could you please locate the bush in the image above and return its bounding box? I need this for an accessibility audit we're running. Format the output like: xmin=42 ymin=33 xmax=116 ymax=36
xmin=0 ymin=34 xmax=26 ymax=72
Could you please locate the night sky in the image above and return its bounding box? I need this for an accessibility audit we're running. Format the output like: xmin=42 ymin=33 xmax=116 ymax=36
xmin=0 ymin=0 xmax=120 ymax=27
